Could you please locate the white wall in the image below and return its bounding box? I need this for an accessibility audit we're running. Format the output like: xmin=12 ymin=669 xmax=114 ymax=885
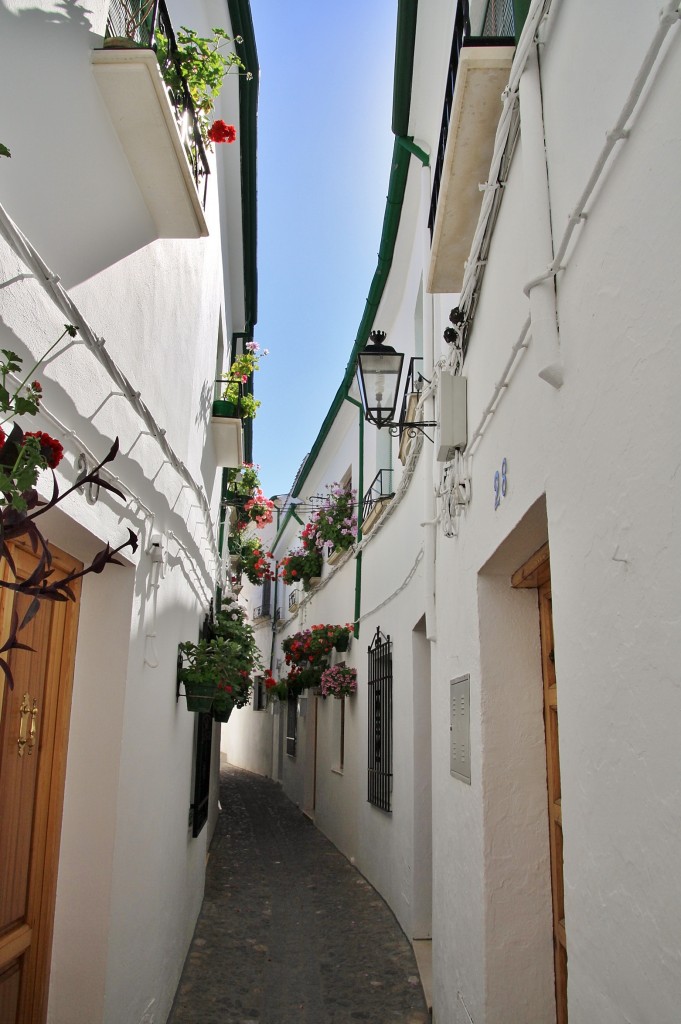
xmin=0 ymin=1 xmax=245 ymax=1020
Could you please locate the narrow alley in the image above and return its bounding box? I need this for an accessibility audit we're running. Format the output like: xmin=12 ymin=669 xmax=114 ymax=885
xmin=167 ymin=765 xmax=431 ymax=1024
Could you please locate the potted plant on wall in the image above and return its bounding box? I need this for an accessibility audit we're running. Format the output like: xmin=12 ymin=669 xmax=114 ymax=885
xmin=177 ymin=597 xmax=262 ymax=719
xmin=313 ymin=483 xmax=358 ymax=558
xmin=320 ymin=664 xmax=357 ymax=699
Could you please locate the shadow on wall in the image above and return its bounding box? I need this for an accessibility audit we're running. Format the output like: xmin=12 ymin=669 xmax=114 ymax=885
xmin=0 ymin=0 xmax=157 ymax=287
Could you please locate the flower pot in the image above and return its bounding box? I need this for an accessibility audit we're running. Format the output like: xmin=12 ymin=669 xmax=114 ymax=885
xmin=183 ymin=680 xmax=217 ymax=713
xmin=103 ymin=36 xmax=143 ymax=48
xmin=212 ymin=703 xmax=234 ymax=723
xmin=327 ymin=546 xmax=347 ymax=567
xmin=212 ymin=399 xmax=240 ymax=418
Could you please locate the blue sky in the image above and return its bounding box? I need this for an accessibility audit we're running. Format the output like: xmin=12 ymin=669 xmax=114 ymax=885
xmin=248 ymin=0 xmax=397 ymax=499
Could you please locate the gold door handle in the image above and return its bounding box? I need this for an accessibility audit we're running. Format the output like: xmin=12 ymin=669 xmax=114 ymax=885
xmin=18 ymin=693 xmax=31 ymax=757
xmin=27 ymin=699 xmax=38 ymax=755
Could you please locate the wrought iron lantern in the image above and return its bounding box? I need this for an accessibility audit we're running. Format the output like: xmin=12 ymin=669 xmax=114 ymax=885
xmin=356 ymin=330 xmax=437 ymax=439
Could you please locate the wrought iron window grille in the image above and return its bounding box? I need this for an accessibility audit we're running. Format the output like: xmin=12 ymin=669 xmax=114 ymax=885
xmin=104 ymin=0 xmax=210 ymax=209
xmin=190 ymin=711 xmax=212 ymax=837
xmin=367 ymin=627 xmax=393 ymax=812
xmin=393 ymin=357 xmax=436 ymax=442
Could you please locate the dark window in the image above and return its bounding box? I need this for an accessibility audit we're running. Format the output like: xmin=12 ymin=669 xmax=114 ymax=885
xmin=261 ymin=575 xmax=272 ymax=614
xmin=286 ymin=692 xmax=297 ymax=756
xmin=191 ymin=712 xmax=212 ymax=837
xmin=254 ymin=674 xmax=267 ymax=711
xmin=367 ymin=627 xmax=393 ymax=811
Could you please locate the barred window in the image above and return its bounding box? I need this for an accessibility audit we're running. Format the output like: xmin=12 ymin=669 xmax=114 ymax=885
xmin=191 ymin=712 xmax=212 ymax=837
xmin=367 ymin=627 xmax=393 ymax=811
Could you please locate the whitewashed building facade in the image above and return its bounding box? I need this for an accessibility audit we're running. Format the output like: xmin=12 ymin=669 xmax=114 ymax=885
xmin=225 ymin=1 xmax=681 ymax=1022
xmin=0 ymin=1 xmax=258 ymax=1021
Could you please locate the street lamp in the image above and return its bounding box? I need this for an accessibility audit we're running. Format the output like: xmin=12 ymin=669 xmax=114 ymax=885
xmin=355 ymin=331 xmax=404 ymax=428
xmin=356 ymin=330 xmax=437 ymax=439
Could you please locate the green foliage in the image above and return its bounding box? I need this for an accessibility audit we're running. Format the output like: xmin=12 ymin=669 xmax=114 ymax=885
xmin=0 ymin=143 xmax=10 ymax=159
xmin=178 ymin=599 xmax=262 ymax=715
xmin=155 ymin=26 xmax=243 ymax=141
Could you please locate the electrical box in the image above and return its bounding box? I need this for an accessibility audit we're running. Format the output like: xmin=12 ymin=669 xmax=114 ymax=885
xmin=450 ymin=675 xmax=471 ymax=784
xmin=437 ymin=373 xmax=467 ymax=462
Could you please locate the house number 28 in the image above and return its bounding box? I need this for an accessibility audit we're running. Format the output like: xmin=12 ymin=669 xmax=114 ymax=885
xmin=494 ymin=458 xmax=508 ymax=509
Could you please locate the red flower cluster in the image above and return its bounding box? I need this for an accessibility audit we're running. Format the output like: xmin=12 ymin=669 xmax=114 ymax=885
xmin=208 ymin=120 xmax=237 ymax=144
xmin=264 ymin=671 xmax=276 ymax=691
xmin=23 ymin=430 xmax=64 ymax=468
xmin=0 ymin=426 xmax=5 ymax=453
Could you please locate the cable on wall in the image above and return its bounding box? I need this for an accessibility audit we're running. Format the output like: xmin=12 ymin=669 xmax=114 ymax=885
xmin=0 ymin=202 xmax=221 ymax=575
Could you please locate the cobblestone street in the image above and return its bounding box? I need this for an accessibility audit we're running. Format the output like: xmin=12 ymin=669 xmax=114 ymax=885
xmin=167 ymin=764 xmax=430 ymax=1024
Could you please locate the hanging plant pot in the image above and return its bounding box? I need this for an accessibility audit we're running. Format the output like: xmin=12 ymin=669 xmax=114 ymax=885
xmin=212 ymin=702 xmax=234 ymax=723
xmin=183 ymin=680 xmax=217 ymax=713
xmin=334 ymin=633 xmax=350 ymax=652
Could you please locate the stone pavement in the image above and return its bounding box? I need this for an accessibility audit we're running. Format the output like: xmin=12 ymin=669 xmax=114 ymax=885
xmin=167 ymin=764 xmax=430 ymax=1024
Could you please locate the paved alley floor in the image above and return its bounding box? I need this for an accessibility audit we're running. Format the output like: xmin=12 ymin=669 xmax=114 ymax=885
xmin=167 ymin=764 xmax=430 ymax=1024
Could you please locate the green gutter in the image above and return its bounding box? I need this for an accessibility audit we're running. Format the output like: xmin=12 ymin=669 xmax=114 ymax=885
xmin=217 ymin=0 xmax=259 ymax=609
xmin=392 ymin=0 xmax=418 ymax=136
xmin=227 ymin=0 xmax=259 ymax=335
xmin=271 ymin=0 xmax=419 ymax=554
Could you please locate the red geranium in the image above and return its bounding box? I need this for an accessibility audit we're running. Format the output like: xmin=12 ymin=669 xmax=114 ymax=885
xmin=208 ymin=120 xmax=237 ymax=144
xmin=23 ymin=430 xmax=64 ymax=468
xmin=0 ymin=426 xmax=5 ymax=453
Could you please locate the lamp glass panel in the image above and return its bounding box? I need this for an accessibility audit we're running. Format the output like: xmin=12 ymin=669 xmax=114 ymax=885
xmin=357 ymin=350 xmax=403 ymax=424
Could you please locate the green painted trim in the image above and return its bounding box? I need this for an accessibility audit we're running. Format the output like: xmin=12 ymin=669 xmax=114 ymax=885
xmin=291 ymin=509 xmax=304 ymax=527
xmin=227 ymin=0 xmax=259 ymax=334
xmin=392 ymin=0 xmax=418 ymax=136
xmin=513 ymin=0 xmax=531 ymax=41
xmin=396 ymin=135 xmax=429 ymax=166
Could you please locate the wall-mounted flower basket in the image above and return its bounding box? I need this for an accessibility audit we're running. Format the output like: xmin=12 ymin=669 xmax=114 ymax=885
xmin=211 ymin=399 xmax=243 ymax=468
xmin=320 ymin=664 xmax=357 ymax=699
xmin=212 ymin=702 xmax=233 ymax=723
xmin=177 ymin=648 xmax=217 ymax=712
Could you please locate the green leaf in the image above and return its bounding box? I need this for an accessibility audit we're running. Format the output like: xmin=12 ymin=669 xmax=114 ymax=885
xmin=0 ymin=144 xmax=10 ymax=159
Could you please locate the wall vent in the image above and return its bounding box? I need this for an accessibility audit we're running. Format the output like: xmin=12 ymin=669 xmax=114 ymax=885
xmin=450 ymin=675 xmax=471 ymax=784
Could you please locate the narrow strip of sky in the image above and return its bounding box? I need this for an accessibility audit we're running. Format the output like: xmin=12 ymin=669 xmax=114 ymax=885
xmin=249 ymin=0 xmax=398 ymax=498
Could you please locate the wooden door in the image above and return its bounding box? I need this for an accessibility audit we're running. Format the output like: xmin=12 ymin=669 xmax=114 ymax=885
xmin=0 ymin=541 xmax=82 ymax=1023
xmin=512 ymin=546 xmax=567 ymax=1022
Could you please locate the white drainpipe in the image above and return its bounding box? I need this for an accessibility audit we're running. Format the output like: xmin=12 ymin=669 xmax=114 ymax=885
xmin=420 ymin=156 xmax=437 ymax=642
xmin=518 ymin=44 xmax=563 ymax=389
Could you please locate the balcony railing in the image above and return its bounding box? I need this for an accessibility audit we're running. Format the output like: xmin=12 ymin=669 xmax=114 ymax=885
xmin=398 ymin=357 xmax=425 ymax=434
xmin=252 ymin=605 xmax=271 ymax=620
xmin=363 ymin=469 xmax=394 ymax=525
xmin=288 ymin=589 xmax=301 ymax=612
xmin=428 ymin=0 xmax=515 ymax=239
xmin=104 ymin=0 xmax=210 ymax=209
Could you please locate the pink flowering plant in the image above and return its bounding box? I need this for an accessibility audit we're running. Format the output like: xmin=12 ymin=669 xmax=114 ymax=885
xmin=313 ymin=483 xmax=357 ymax=552
xmin=243 ymin=489 xmax=275 ymax=527
xmin=320 ymin=664 xmax=357 ymax=699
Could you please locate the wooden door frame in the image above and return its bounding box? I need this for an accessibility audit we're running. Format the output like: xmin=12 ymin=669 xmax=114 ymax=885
xmin=0 ymin=540 xmax=82 ymax=1022
xmin=512 ymin=542 xmax=567 ymax=1023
